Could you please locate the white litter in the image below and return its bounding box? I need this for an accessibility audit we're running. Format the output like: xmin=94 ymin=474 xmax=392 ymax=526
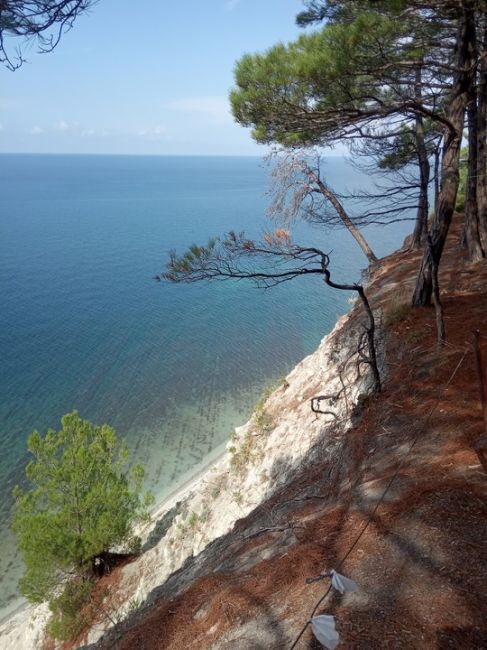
xmin=310 ymin=614 xmax=340 ymax=649
xmin=331 ymin=569 xmax=358 ymax=594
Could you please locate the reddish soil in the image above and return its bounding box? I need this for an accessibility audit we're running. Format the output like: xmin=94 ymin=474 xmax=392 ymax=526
xmin=80 ymin=216 xmax=487 ymax=650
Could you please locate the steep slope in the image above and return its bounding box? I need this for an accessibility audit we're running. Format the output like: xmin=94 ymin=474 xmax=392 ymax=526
xmin=5 ymin=215 xmax=486 ymax=650
xmin=87 ymin=216 xmax=487 ymax=650
xmin=90 ymin=216 xmax=487 ymax=649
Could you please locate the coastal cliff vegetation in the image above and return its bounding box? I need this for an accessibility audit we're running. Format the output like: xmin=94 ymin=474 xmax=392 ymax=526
xmin=164 ymin=0 xmax=487 ymax=351
xmin=153 ymin=1 xmax=487 ymax=647
xmin=12 ymin=412 xmax=153 ymax=640
xmin=4 ymin=1 xmax=487 ymax=648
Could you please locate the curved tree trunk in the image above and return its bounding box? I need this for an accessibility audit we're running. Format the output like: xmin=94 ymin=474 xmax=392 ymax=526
xmin=320 ymin=260 xmax=381 ymax=393
xmin=412 ymin=3 xmax=474 ymax=306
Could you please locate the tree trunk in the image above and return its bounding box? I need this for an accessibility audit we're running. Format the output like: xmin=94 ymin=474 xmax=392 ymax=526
xmin=411 ymin=66 xmax=430 ymax=250
xmin=434 ymin=139 xmax=441 ymax=215
xmin=412 ymin=3 xmax=474 ymax=306
xmin=477 ymin=15 xmax=487 ymax=252
xmin=320 ymin=259 xmax=381 ymax=393
xmin=464 ymin=16 xmax=485 ymax=261
xmin=428 ymin=235 xmax=446 ymax=346
xmin=309 ymin=169 xmax=378 ymax=264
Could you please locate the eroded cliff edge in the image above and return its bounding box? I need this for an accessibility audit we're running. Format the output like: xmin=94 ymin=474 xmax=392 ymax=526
xmin=2 ymin=217 xmax=487 ymax=649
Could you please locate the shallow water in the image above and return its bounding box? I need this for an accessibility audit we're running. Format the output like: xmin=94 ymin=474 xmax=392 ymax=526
xmin=0 ymin=154 xmax=411 ymax=616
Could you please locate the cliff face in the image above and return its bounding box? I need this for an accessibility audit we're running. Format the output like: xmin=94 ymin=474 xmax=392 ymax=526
xmin=0 ymin=249 xmax=383 ymax=650
xmin=80 ymin=284 xmax=383 ymax=646
xmin=2 ymin=217 xmax=487 ymax=649
xmin=93 ymin=218 xmax=487 ymax=650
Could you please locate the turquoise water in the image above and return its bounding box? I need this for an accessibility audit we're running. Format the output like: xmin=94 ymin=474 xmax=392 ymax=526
xmin=0 ymin=154 xmax=411 ymax=616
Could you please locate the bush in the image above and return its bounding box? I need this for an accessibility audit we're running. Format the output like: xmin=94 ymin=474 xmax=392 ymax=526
xmin=12 ymin=411 xmax=154 ymax=639
xmin=229 ymin=435 xmax=253 ymax=473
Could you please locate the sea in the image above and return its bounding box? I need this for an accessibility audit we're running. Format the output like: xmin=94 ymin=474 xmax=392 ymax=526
xmin=0 ymin=153 xmax=412 ymax=619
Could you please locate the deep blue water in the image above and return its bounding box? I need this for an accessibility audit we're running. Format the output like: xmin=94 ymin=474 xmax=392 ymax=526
xmin=0 ymin=154 xmax=411 ymax=615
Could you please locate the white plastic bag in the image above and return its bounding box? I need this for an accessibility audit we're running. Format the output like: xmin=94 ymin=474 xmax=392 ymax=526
xmin=331 ymin=569 xmax=358 ymax=594
xmin=310 ymin=614 xmax=340 ymax=649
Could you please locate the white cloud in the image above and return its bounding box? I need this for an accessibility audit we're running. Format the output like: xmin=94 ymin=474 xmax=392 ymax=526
xmin=56 ymin=120 xmax=69 ymax=131
xmin=164 ymin=96 xmax=232 ymax=123
xmin=30 ymin=125 xmax=43 ymax=135
xmin=137 ymin=125 xmax=167 ymax=139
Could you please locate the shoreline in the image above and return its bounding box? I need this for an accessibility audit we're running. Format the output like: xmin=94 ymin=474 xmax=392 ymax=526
xmin=0 ymin=296 xmax=378 ymax=649
xmin=0 ymin=441 xmax=229 ymax=630
xmin=143 ymin=440 xmax=228 ymax=530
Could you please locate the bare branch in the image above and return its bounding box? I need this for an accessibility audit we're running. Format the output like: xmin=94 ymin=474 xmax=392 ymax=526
xmin=161 ymin=230 xmax=381 ymax=393
xmin=0 ymin=1 xmax=95 ymax=70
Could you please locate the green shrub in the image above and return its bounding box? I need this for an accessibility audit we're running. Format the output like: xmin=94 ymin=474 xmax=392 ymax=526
xmin=188 ymin=511 xmax=199 ymax=529
xmin=229 ymin=435 xmax=253 ymax=474
xmin=199 ymin=502 xmax=210 ymax=523
xmin=12 ymin=411 xmax=153 ymax=607
xmin=208 ymin=474 xmax=227 ymax=499
xmin=254 ymin=410 xmax=273 ymax=434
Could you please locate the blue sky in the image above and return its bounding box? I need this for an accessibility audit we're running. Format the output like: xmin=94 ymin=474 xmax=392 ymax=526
xmin=0 ymin=0 xmax=310 ymax=155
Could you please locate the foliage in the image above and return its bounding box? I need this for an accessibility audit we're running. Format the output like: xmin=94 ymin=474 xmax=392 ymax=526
xmin=162 ymin=230 xmax=381 ymax=393
xmin=0 ymin=1 xmax=95 ymax=70
xmin=253 ymin=381 xmax=279 ymax=434
xmin=12 ymin=411 xmax=154 ymax=607
xmin=230 ymin=9 xmax=426 ymax=148
xmin=229 ymin=0 xmax=487 ymax=302
xmin=232 ymin=491 xmax=243 ymax=506
xmin=208 ymin=474 xmax=227 ymax=499
xmin=187 ymin=511 xmax=199 ymax=529
xmin=46 ymin=578 xmax=95 ymax=642
xmin=229 ymin=435 xmax=254 ymax=474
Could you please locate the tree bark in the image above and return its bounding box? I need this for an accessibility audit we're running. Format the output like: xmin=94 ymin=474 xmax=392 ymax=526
xmin=477 ymin=15 xmax=487 ymax=252
xmin=412 ymin=66 xmax=430 ymax=250
xmin=412 ymin=3 xmax=474 ymax=306
xmin=428 ymin=235 xmax=446 ymax=346
xmin=434 ymin=138 xmax=441 ymax=215
xmin=464 ymin=14 xmax=485 ymax=261
xmin=309 ymin=169 xmax=378 ymax=264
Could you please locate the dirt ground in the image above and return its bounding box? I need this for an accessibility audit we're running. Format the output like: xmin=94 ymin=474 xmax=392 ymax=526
xmin=70 ymin=216 xmax=487 ymax=650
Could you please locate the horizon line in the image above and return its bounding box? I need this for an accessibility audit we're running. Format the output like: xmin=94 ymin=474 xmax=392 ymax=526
xmin=0 ymin=151 xmax=347 ymax=159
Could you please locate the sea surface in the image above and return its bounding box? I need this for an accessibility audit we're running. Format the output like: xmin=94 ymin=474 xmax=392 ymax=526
xmin=0 ymin=154 xmax=411 ymax=618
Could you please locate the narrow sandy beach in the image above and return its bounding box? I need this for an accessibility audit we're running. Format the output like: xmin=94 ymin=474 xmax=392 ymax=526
xmin=139 ymin=440 xmax=229 ymax=537
xmin=0 ymin=441 xmax=229 ymax=631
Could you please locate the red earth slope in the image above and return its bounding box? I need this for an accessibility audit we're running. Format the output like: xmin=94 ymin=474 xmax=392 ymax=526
xmin=73 ymin=217 xmax=487 ymax=650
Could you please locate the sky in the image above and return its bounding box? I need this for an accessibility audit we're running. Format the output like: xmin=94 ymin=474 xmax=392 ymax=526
xmin=0 ymin=0 xmax=313 ymax=156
